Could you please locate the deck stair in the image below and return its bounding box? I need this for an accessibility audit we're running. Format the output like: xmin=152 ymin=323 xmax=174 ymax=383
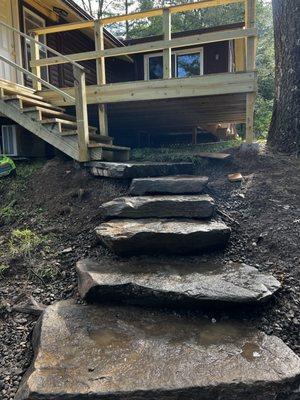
xmin=0 ymin=79 xmax=130 ymax=162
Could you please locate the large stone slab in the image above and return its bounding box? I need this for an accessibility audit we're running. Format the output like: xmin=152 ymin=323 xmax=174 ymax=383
xmin=129 ymin=175 xmax=209 ymax=195
xmin=88 ymin=161 xmax=194 ymax=179
xmin=95 ymin=219 xmax=231 ymax=255
xmin=16 ymin=301 xmax=300 ymax=400
xmin=100 ymin=195 xmax=215 ymax=219
xmin=76 ymin=259 xmax=281 ymax=306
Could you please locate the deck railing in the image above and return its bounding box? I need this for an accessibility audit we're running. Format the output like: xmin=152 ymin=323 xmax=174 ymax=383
xmin=0 ymin=20 xmax=90 ymax=161
xmin=29 ymin=0 xmax=257 ymax=142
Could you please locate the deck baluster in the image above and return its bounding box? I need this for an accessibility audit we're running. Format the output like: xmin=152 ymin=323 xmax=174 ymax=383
xmin=30 ymin=34 xmax=42 ymax=91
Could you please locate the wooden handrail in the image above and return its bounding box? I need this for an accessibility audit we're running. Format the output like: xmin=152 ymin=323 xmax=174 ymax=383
xmin=31 ymin=27 xmax=257 ymax=68
xmin=101 ymin=0 xmax=244 ymax=26
xmin=31 ymin=0 xmax=245 ymax=35
xmin=0 ymin=20 xmax=85 ymax=72
xmin=0 ymin=21 xmax=90 ymax=161
xmin=0 ymin=55 xmax=75 ymax=102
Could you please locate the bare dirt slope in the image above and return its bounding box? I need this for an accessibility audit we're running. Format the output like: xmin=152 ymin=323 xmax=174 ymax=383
xmin=0 ymin=147 xmax=299 ymax=400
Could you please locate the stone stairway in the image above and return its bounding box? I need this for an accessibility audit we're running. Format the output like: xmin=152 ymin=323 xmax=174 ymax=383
xmin=16 ymin=174 xmax=300 ymax=400
xmin=0 ymin=78 xmax=130 ymax=162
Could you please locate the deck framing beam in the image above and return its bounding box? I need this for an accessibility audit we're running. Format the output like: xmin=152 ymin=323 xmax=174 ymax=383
xmin=40 ymin=72 xmax=257 ymax=106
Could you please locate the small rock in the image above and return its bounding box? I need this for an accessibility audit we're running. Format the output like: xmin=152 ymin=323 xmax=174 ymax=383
xmin=228 ymin=173 xmax=243 ymax=182
xmin=61 ymin=247 xmax=73 ymax=254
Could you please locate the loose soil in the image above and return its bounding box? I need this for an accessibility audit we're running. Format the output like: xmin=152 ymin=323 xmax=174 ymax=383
xmin=0 ymin=146 xmax=299 ymax=400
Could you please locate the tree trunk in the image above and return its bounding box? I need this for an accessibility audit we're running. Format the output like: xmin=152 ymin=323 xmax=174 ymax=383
xmin=267 ymin=0 xmax=300 ymax=154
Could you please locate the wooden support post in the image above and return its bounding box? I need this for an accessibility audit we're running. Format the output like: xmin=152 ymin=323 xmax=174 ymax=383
xmin=245 ymin=0 xmax=256 ymax=71
xmin=192 ymin=127 xmax=198 ymax=145
xmin=246 ymin=92 xmax=255 ymax=143
xmin=245 ymin=0 xmax=256 ymax=143
xmin=94 ymin=20 xmax=109 ymax=136
xmin=73 ymin=66 xmax=90 ymax=162
xmin=30 ymin=34 xmax=42 ymax=91
xmin=234 ymin=38 xmax=246 ymax=71
xmin=94 ymin=20 xmax=106 ymax=85
xmin=163 ymin=8 xmax=172 ymax=79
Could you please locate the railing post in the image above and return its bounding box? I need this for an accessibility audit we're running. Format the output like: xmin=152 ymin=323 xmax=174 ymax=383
xmin=163 ymin=8 xmax=172 ymax=79
xmin=234 ymin=38 xmax=246 ymax=71
xmin=245 ymin=0 xmax=256 ymax=144
xmin=245 ymin=0 xmax=256 ymax=71
xmin=245 ymin=92 xmax=255 ymax=143
xmin=30 ymin=34 xmax=42 ymax=91
xmin=94 ymin=20 xmax=109 ymax=136
xmin=73 ymin=66 xmax=90 ymax=162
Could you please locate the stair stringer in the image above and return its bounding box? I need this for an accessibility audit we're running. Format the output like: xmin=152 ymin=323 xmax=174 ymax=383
xmin=0 ymin=99 xmax=81 ymax=161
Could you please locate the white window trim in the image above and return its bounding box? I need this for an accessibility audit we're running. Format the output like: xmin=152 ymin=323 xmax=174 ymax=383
xmin=1 ymin=125 xmax=18 ymax=156
xmin=144 ymin=47 xmax=204 ymax=81
xmin=23 ymin=7 xmax=48 ymax=81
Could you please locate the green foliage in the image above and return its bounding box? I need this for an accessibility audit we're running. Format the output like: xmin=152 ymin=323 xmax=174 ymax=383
xmin=254 ymin=0 xmax=275 ymax=136
xmin=0 ymin=201 xmax=19 ymax=225
xmin=124 ymin=0 xmax=244 ymax=39
xmin=9 ymin=229 xmax=44 ymax=257
xmin=33 ymin=264 xmax=60 ymax=282
xmin=131 ymin=139 xmax=241 ymax=163
xmin=0 ymin=161 xmax=43 ymax=225
xmin=255 ymin=96 xmax=274 ymax=138
xmin=0 ymin=161 xmax=43 ymax=200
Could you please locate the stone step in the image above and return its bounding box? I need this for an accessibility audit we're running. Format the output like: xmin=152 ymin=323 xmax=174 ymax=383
xmin=95 ymin=219 xmax=231 ymax=255
xmin=100 ymin=195 xmax=215 ymax=219
xmin=129 ymin=175 xmax=209 ymax=195
xmin=77 ymin=258 xmax=281 ymax=307
xmin=16 ymin=301 xmax=300 ymax=400
xmin=87 ymin=161 xmax=194 ymax=179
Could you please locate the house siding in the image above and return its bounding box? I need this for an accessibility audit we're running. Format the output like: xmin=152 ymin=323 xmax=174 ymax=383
xmin=133 ymin=41 xmax=230 ymax=81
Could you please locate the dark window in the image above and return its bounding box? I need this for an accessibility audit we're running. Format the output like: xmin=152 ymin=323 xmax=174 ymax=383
xmin=148 ymin=54 xmax=176 ymax=79
xmin=147 ymin=51 xmax=202 ymax=80
xmin=177 ymin=53 xmax=201 ymax=78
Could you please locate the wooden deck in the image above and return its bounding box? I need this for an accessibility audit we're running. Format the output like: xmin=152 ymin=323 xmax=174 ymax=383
xmin=1 ymin=0 xmax=258 ymax=163
xmin=31 ymin=0 xmax=258 ymax=145
xmin=40 ymin=72 xmax=256 ymax=106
